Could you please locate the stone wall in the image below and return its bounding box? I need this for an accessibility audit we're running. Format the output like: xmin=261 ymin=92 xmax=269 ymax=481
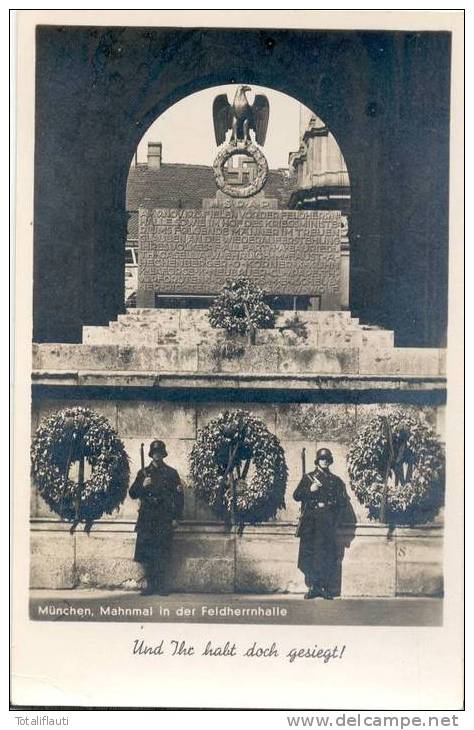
xmin=30 ymin=521 xmax=443 ymax=597
xmin=30 ymin=395 xmax=445 ymax=596
xmin=137 ymin=208 xmax=341 ymax=308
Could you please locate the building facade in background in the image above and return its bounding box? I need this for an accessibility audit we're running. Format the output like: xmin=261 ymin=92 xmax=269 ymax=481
xmin=288 ymin=109 xmax=351 ymax=307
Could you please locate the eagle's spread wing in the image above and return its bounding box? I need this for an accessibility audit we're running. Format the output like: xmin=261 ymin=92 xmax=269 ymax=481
xmin=213 ymin=94 xmax=232 ymax=146
xmin=251 ymin=95 xmax=269 ymax=146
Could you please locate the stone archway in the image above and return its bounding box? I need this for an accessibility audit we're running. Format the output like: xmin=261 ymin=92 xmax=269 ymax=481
xmin=33 ymin=25 xmax=450 ymax=346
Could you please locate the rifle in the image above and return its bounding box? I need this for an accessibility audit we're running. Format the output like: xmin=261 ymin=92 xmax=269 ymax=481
xmin=140 ymin=442 xmax=145 ymax=472
xmin=380 ymin=417 xmax=395 ymax=524
xmin=295 ymin=447 xmax=309 ymax=538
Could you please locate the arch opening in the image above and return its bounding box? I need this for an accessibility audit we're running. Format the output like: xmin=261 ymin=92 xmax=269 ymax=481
xmin=123 ymin=83 xmax=351 ymax=312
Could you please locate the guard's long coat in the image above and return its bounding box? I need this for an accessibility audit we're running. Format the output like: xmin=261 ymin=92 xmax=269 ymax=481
xmin=293 ymin=467 xmax=347 ymax=590
xmin=129 ymin=462 xmax=184 ymax=571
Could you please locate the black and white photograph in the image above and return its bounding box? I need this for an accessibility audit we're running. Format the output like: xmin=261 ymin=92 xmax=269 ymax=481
xmin=12 ymin=9 xmax=463 ymax=710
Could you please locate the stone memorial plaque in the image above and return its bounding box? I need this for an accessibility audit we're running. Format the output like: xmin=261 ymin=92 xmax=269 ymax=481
xmin=138 ymin=207 xmax=341 ymax=307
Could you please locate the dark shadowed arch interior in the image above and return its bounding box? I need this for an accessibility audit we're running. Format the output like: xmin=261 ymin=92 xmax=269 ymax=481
xmin=33 ymin=25 xmax=450 ymax=346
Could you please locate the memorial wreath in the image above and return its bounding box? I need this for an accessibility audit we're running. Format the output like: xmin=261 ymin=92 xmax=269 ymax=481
xmin=346 ymin=409 xmax=445 ymax=525
xmin=31 ymin=406 xmax=129 ymax=532
xmin=208 ymin=275 xmax=275 ymax=337
xmin=189 ymin=410 xmax=287 ymax=529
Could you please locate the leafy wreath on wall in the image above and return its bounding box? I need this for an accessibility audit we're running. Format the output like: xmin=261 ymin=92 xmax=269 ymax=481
xmin=346 ymin=409 xmax=445 ymax=525
xmin=189 ymin=410 xmax=287 ymax=530
xmin=31 ymin=406 xmax=130 ymax=533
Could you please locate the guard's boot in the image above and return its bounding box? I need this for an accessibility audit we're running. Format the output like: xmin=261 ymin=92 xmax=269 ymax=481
xmin=304 ymin=585 xmax=323 ymax=599
xmin=320 ymin=586 xmax=334 ymax=600
xmin=156 ymin=581 xmax=170 ymax=596
xmin=140 ymin=583 xmax=156 ymax=596
xmin=155 ymin=574 xmax=170 ymax=596
xmin=140 ymin=564 xmax=158 ymax=595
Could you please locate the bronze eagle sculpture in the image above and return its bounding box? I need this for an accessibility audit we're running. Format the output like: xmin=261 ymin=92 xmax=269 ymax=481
xmin=213 ymin=85 xmax=270 ymax=146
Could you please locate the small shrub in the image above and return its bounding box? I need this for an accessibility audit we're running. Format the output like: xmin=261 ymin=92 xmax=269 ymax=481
xmin=278 ymin=314 xmax=308 ymax=342
xmin=208 ymin=276 xmax=275 ymax=338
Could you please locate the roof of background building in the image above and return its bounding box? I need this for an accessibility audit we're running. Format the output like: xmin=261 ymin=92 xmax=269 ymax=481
xmin=126 ymin=162 xmax=296 ymax=214
xmin=127 ymin=212 xmax=139 ymax=240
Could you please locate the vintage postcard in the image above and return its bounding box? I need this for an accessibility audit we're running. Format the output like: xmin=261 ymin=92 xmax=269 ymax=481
xmin=12 ymin=10 xmax=464 ymax=710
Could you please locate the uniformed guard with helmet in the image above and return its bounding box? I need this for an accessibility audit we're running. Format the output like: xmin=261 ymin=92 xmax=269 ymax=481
xmin=293 ymin=447 xmax=348 ymax=599
xmin=129 ymin=439 xmax=184 ymax=596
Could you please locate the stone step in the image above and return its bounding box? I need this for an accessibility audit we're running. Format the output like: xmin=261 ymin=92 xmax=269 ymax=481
xmin=83 ymin=327 xmax=167 ymax=346
xmin=85 ymin=323 xmax=393 ymax=349
xmin=83 ymin=309 xmax=395 ymax=353
xmin=82 ymin=327 xmax=116 ymax=345
xmin=109 ymin=322 xmax=180 ymax=342
xmin=111 ymin=320 xmax=358 ymax=340
xmin=125 ymin=308 xmax=354 ymax=324
xmin=33 ymin=343 xmax=445 ymax=377
xmin=123 ymin=309 xmax=190 ymax=329
xmin=115 ymin=310 xmax=358 ymax=331
xmin=254 ymin=327 xmax=392 ymax=347
xmin=359 ymin=348 xmax=444 ymax=376
xmin=84 ymin=320 xmax=393 ymax=349
xmin=275 ymin=309 xmax=353 ymax=322
xmin=83 ymin=332 xmax=219 ymax=347
xmin=33 ymin=344 xmax=199 ymax=372
xmin=316 ymin=328 xmax=395 ymax=348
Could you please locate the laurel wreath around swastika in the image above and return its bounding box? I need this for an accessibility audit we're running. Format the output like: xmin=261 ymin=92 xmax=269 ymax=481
xmin=213 ymin=143 xmax=269 ymax=198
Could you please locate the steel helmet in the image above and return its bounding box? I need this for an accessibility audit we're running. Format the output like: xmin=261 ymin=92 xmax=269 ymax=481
xmin=148 ymin=439 xmax=168 ymax=458
xmin=315 ymin=447 xmax=333 ymax=465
